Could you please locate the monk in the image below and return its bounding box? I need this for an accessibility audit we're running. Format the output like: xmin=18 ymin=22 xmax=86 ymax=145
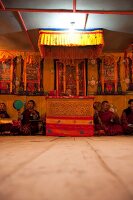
xmin=94 ymin=101 xmax=123 ymax=136
xmin=121 ymin=99 xmax=133 ymax=134
xmin=0 ymin=102 xmax=12 ymax=134
xmin=0 ymin=102 xmax=10 ymax=118
xmin=20 ymin=100 xmax=40 ymax=135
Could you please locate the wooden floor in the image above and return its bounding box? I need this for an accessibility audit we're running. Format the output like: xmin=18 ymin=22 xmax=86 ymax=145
xmin=0 ymin=136 xmax=133 ymax=200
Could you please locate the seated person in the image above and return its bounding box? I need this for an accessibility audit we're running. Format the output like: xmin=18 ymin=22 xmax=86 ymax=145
xmin=94 ymin=101 xmax=123 ymax=136
xmin=0 ymin=102 xmax=10 ymax=118
xmin=121 ymin=99 xmax=133 ymax=134
xmin=0 ymin=102 xmax=12 ymax=134
xmin=93 ymin=101 xmax=102 ymax=114
xmin=20 ymin=100 xmax=40 ymax=135
xmin=93 ymin=101 xmax=104 ymax=135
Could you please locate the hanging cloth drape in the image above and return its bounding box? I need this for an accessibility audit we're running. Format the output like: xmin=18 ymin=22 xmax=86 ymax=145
xmin=38 ymin=29 xmax=104 ymax=59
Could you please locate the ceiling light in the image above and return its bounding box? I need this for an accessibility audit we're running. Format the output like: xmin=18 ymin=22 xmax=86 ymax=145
xmin=69 ymin=22 xmax=75 ymax=32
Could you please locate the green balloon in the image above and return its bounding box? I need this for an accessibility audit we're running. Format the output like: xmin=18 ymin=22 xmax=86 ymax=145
xmin=13 ymin=100 xmax=24 ymax=110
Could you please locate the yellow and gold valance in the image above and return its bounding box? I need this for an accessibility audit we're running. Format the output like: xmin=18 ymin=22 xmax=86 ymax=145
xmin=38 ymin=29 xmax=104 ymax=59
xmin=38 ymin=29 xmax=104 ymax=46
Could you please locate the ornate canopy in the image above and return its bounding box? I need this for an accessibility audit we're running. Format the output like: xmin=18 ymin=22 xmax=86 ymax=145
xmin=38 ymin=29 xmax=104 ymax=59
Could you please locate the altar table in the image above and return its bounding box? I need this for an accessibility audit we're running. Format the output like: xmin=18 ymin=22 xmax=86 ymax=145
xmin=46 ymin=96 xmax=94 ymax=137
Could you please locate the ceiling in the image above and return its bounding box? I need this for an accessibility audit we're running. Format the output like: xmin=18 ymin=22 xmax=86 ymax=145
xmin=0 ymin=0 xmax=133 ymax=54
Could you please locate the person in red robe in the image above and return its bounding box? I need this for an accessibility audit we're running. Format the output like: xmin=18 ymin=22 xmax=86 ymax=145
xmin=0 ymin=102 xmax=12 ymax=134
xmin=20 ymin=100 xmax=40 ymax=135
xmin=0 ymin=102 xmax=10 ymax=118
xmin=121 ymin=99 xmax=133 ymax=134
xmin=94 ymin=101 xmax=123 ymax=136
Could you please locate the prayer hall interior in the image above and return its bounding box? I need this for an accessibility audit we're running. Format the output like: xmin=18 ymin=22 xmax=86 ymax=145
xmin=0 ymin=1 xmax=133 ymax=200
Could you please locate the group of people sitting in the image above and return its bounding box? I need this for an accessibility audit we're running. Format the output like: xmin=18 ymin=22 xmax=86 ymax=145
xmin=93 ymin=99 xmax=133 ymax=136
xmin=0 ymin=99 xmax=133 ymax=136
xmin=0 ymin=100 xmax=41 ymax=135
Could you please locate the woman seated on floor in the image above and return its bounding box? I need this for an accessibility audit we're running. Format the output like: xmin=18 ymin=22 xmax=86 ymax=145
xmin=0 ymin=102 xmax=12 ymax=134
xmin=94 ymin=101 xmax=123 ymax=136
xmin=121 ymin=99 xmax=133 ymax=135
xmin=20 ymin=100 xmax=40 ymax=135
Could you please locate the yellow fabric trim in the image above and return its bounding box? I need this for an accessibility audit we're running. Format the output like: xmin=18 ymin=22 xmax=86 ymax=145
xmin=38 ymin=30 xmax=104 ymax=47
xmin=0 ymin=50 xmax=40 ymax=61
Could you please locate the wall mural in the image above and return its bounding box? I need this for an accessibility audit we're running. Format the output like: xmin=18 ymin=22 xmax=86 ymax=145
xmin=0 ymin=58 xmax=17 ymax=94
xmin=97 ymin=55 xmax=123 ymax=95
xmin=103 ymin=55 xmax=115 ymax=94
xmin=18 ymin=57 xmax=44 ymax=95
xmin=0 ymin=53 xmax=44 ymax=96
xmin=124 ymin=57 xmax=133 ymax=92
xmin=26 ymin=61 xmax=40 ymax=94
xmin=56 ymin=59 xmax=86 ymax=96
xmin=0 ymin=52 xmax=131 ymax=96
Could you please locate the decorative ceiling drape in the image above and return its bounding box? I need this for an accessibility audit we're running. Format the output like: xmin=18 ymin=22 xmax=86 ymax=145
xmin=0 ymin=50 xmax=40 ymax=62
xmin=38 ymin=29 xmax=104 ymax=59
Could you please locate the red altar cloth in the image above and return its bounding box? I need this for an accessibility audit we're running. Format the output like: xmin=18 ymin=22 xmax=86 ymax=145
xmin=46 ymin=116 xmax=94 ymax=137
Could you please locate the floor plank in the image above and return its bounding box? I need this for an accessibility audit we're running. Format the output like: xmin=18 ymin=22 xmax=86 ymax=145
xmin=0 ymin=136 xmax=133 ymax=200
